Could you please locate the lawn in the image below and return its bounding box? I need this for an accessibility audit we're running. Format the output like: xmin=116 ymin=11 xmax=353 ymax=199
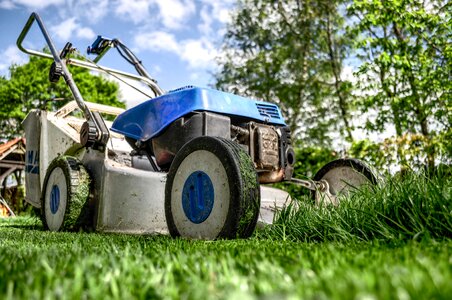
xmin=1 ymin=173 xmax=451 ymax=299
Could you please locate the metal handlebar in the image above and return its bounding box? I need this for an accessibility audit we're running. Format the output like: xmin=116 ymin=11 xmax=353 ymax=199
xmin=17 ymin=12 xmax=93 ymax=120
xmin=17 ymin=13 xmax=59 ymax=62
xmin=16 ymin=13 xmax=164 ymax=98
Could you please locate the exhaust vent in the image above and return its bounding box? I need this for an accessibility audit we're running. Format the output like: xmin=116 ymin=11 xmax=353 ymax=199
xmin=256 ymin=103 xmax=281 ymax=119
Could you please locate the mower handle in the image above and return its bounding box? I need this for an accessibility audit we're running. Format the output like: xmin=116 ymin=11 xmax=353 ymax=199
xmin=17 ymin=13 xmax=164 ymax=97
xmin=17 ymin=12 xmax=93 ymax=119
xmin=17 ymin=12 xmax=114 ymax=148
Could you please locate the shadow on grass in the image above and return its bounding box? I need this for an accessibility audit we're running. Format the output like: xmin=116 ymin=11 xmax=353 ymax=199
xmin=0 ymin=216 xmax=44 ymax=231
xmin=4 ymin=224 xmax=44 ymax=230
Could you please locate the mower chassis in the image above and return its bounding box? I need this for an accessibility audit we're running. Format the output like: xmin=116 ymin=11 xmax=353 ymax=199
xmin=81 ymin=149 xmax=168 ymax=234
xmin=23 ymin=101 xmax=291 ymax=234
xmin=84 ymin=147 xmax=291 ymax=234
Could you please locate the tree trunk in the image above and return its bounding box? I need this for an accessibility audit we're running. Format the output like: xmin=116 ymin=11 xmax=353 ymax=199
xmin=392 ymin=22 xmax=435 ymax=172
xmin=325 ymin=4 xmax=354 ymax=142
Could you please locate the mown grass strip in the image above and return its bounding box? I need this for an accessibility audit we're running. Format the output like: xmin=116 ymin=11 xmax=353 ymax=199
xmin=1 ymin=173 xmax=451 ymax=299
xmin=1 ymin=217 xmax=452 ymax=299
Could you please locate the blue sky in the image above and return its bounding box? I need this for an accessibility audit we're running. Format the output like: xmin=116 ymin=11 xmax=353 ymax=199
xmin=0 ymin=0 xmax=235 ymax=107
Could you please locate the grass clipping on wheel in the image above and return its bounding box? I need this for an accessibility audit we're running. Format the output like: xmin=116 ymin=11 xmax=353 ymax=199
xmin=263 ymin=172 xmax=452 ymax=242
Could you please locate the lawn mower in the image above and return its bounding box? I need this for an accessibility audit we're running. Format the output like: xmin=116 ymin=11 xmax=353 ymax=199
xmin=17 ymin=12 xmax=377 ymax=239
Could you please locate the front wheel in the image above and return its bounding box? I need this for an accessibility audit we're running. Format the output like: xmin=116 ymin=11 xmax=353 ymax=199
xmin=165 ymin=136 xmax=260 ymax=240
xmin=41 ymin=156 xmax=91 ymax=231
xmin=312 ymin=158 xmax=378 ymax=205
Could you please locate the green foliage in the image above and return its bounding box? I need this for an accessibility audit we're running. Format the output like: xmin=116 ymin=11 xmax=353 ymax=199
xmin=0 ymin=55 xmax=125 ymax=138
xmin=1 ymin=217 xmax=452 ymax=299
xmin=347 ymin=0 xmax=451 ymax=170
xmin=217 ymin=0 xmax=451 ymax=170
xmin=216 ymin=0 xmax=356 ymax=146
xmin=292 ymin=147 xmax=340 ymax=179
xmin=350 ymin=134 xmax=452 ymax=173
xmin=266 ymin=172 xmax=452 ymax=242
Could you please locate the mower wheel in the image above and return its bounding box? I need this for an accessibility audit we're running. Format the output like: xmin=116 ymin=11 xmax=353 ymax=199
xmin=165 ymin=136 xmax=260 ymax=240
xmin=312 ymin=158 xmax=378 ymax=205
xmin=41 ymin=156 xmax=91 ymax=231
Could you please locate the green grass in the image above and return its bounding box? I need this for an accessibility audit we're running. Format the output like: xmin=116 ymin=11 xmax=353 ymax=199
xmin=1 ymin=217 xmax=452 ymax=299
xmin=265 ymin=172 xmax=452 ymax=242
xmin=1 ymin=173 xmax=451 ymax=299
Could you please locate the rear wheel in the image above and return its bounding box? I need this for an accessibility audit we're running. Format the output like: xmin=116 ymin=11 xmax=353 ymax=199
xmin=312 ymin=158 xmax=378 ymax=205
xmin=165 ymin=136 xmax=260 ymax=239
xmin=41 ymin=156 xmax=91 ymax=231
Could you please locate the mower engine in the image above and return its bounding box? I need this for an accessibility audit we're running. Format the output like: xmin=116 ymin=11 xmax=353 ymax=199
xmin=111 ymin=87 xmax=295 ymax=183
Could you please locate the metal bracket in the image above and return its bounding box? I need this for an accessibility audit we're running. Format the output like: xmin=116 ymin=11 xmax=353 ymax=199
xmin=290 ymin=177 xmax=333 ymax=196
xmin=290 ymin=178 xmax=337 ymax=203
xmin=87 ymin=36 xmax=159 ymax=86
xmin=87 ymin=35 xmax=115 ymax=62
xmin=290 ymin=178 xmax=320 ymax=190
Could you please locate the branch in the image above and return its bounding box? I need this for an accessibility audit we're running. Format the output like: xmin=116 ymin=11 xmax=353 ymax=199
xmin=277 ymin=2 xmax=301 ymax=36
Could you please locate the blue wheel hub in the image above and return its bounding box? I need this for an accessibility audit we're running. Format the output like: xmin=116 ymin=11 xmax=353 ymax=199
xmin=182 ymin=171 xmax=214 ymax=224
xmin=50 ymin=185 xmax=60 ymax=214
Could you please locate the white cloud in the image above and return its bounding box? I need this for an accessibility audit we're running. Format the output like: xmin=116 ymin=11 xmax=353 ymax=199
xmin=127 ymin=1 xmax=233 ymax=84
xmin=113 ymin=0 xmax=196 ymax=29
xmin=215 ymin=7 xmax=232 ymax=24
xmin=207 ymin=1 xmax=234 ymax=24
xmin=0 ymin=0 xmax=15 ymax=9
xmin=76 ymin=27 xmax=96 ymax=40
xmin=65 ymin=0 xmax=110 ymax=24
xmin=0 ymin=0 xmax=64 ymax=9
xmin=51 ymin=18 xmax=78 ymax=41
xmin=114 ymin=0 xmax=151 ymax=24
xmin=199 ymin=0 xmax=234 ymax=24
xmin=0 ymin=45 xmax=28 ymax=73
xmin=180 ymin=39 xmax=217 ymax=69
xmin=50 ymin=17 xmax=95 ymax=41
xmin=134 ymin=31 xmax=218 ymax=70
xmin=134 ymin=31 xmax=180 ymax=53
xmin=189 ymin=72 xmax=200 ymax=81
xmin=198 ymin=5 xmax=212 ymax=36
xmin=197 ymin=1 xmax=234 ymax=40
xmin=152 ymin=0 xmax=195 ymax=30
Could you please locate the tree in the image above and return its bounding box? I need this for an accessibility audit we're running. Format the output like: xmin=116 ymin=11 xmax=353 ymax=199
xmin=215 ymin=0 xmax=355 ymax=146
xmin=0 ymin=55 xmax=125 ymax=139
xmin=348 ymin=0 xmax=451 ymax=171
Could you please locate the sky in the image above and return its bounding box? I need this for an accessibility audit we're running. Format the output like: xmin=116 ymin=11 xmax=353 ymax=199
xmin=0 ymin=0 xmax=235 ymax=107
